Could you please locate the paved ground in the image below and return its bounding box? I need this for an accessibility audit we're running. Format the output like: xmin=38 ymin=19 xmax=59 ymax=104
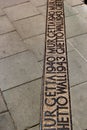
xmin=0 ymin=0 xmax=87 ymax=130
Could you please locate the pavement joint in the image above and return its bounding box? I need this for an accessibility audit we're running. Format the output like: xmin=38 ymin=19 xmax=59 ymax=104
xmin=71 ymin=80 xmax=87 ymax=88
xmin=24 ymin=123 xmax=39 ymax=130
xmin=0 ymin=49 xmax=29 ymax=61
xmin=3 ymin=12 xmax=27 ymax=43
xmin=0 ymin=30 xmax=16 ymax=36
xmin=13 ymin=13 xmax=41 ymax=22
xmin=38 ymin=59 xmax=43 ymax=62
xmin=2 ymin=77 xmax=42 ymax=93
xmin=69 ymin=40 xmax=87 ymax=62
xmin=67 ymin=32 xmax=87 ymax=39
xmin=72 ymin=3 xmax=84 ymax=7
xmin=0 ymin=14 xmax=6 ymax=17
xmin=23 ymin=33 xmax=45 ymax=40
xmin=0 ymin=90 xmax=17 ymax=130
xmin=37 ymin=4 xmax=46 ymax=7
xmin=0 ymin=110 xmax=9 ymax=114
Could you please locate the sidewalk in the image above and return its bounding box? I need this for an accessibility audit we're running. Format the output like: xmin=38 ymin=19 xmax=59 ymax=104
xmin=0 ymin=0 xmax=87 ymax=130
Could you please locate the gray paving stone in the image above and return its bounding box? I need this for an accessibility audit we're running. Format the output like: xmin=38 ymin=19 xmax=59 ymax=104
xmin=74 ymin=4 xmax=87 ymax=18
xmin=39 ymin=60 xmax=44 ymax=70
xmin=66 ymin=0 xmax=83 ymax=6
xmin=14 ymin=15 xmax=45 ymax=39
xmin=72 ymin=117 xmax=81 ymax=130
xmin=4 ymin=2 xmax=40 ymax=21
xmin=71 ymin=82 xmax=87 ymax=130
xmin=0 ymin=112 xmax=15 ymax=130
xmin=0 ymin=91 xmax=7 ymax=113
xmin=64 ymin=1 xmax=78 ymax=17
xmin=0 ymin=31 xmax=27 ymax=59
xmin=68 ymin=51 xmax=87 ymax=86
xmin=0 ymin=51 xmax=42 ymax=91
xmin=0 ymin=0 xmax=30 ymax=8
xmin=24 ymin=34 xmax=45 ymax=61
xmin=65 ymin=15 xmax=87 ymax=38
xmin=0 ymin=16 xmax=14 ymax=34
xmin=67 ymin=40 xmax=74 ymax=52
xmin=0 ymin=8 xmax=5 ymax=16
xmin=3 ymin=79 xmax=41 ymax=130
xmin=30 ymin=0 xmax=46 ymax=6
xmin=38 ymin=5 xmax=46 ymax=16
xmin=68 ymin=34 xmax=87 ymax=60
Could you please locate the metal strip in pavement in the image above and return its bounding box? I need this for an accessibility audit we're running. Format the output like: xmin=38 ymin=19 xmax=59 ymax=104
xmin=40 ymin=0 xmax=73 ymax=130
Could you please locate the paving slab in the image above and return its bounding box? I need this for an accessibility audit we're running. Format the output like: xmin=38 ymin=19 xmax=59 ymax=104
xmin=0 ymin=112 xmax=15 ymax=130
xmin=14 ymin=15 xmax=45 ymax=39
xmin=24 ymin=34 xmax=45 ymax=61
xmin=38 ymin=5 xmax=46 ymax=16
xmin=71 ymin=82 xmax=87 ymax=130
xmin=0 ymin=31 xmax=27 ymax=59
xmin=0 ymin=0 xmax=30 ymax=8
xmin=68 ymin=34 xmax=87 ymax=61
xmin=64 ymin=1 xmax=78 ymax=17
xmin=4 ymin=2 xmax=40 ymax=21
xmin=3 ymin=79 xmax=41 ymax=130
xmin=67 ymin=40 xmax=74 ymax=52
xmin=74 ymin=4 xmax=87 ymax=18
xmin=0 ymin=91 xmax=7 ymax=113
xmin=30 ymin=0 xmax=46 ymax=7
xmin=66 ymin=0 xmax=83 ymax=6
xmin=68 ymin=50 xmax=87 ymax=86
xmin=0 ymin=51 xmax=42 ymax=91
xmin=72 ymin=117 xmax=81 ymax=130
xmin=0 ymin=16 xmax=14 ymax=35
xmin=65 ymin=15 xmax=87 ymax=38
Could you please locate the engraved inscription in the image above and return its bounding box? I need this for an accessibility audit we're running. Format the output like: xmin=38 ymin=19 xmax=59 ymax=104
xmin=41 ymin=0 xmax=72 ymax=130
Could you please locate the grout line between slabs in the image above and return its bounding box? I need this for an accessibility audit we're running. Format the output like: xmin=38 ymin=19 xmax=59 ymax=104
xmin=71 ymin=80 xmax=87 ymax=88
xmin=13 ymin=13 xmax=41 ymax=22
xmin=1 ymin=10 xmax=45 ymax=41
xmin=4 ymin=13 xmax=24 ymax=41
xmin=37 ymin=4 xmax=46 ymax=7
xmin=0 ymin=49 xmax=29 ymax=61
xmin=0 ymin=90 xmax=17 ymax=130
xmin=24 ymin=123 xmax=40 ymax=130
xmin=0 ymin=14 xmax=6 ymax=17
xmin=67 ymin=32 xmax=87 ymax=40
xmin=2 ymin=77 xmax=42 ymax=92
xmin=0 ymin=29 xmax=16 ymax=36
xmin=72 ymin=3 xmax=84 ymax=7
xmin=0 ymin=110 xmax=9 ymax=115
xmin=22 ymin=32 xmax=45 ymax=40
xmin=69 ymin=41 xmax=87 ymax=62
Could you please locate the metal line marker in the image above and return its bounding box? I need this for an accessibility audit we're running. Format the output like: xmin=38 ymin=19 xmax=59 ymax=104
xmin=40 ymin=0 xmax=73 ymax=130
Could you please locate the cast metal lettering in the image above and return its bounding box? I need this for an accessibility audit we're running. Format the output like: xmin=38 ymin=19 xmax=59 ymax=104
xmin=40 ymin=0 xmax=73 ymax=130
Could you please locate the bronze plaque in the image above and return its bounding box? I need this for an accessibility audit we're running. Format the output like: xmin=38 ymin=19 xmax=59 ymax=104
xmin=40 ymin=0 xmax=73 ymax=130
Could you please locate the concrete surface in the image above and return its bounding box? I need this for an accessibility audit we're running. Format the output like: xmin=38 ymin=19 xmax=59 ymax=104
xmin=0 ymin=0 xmax=87 ymax=130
